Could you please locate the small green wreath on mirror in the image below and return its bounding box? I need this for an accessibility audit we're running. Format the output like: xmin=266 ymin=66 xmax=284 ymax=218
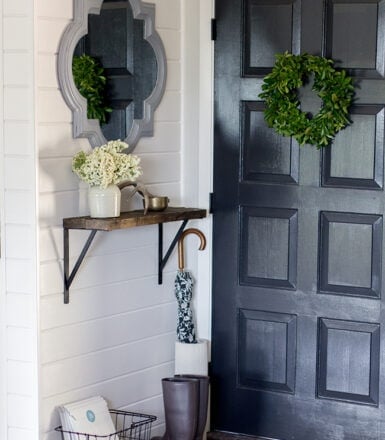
xmin=72 ymin=54 xmax=112 ymax=125
xmin=259 ymin=52 xmax=355 ymax=148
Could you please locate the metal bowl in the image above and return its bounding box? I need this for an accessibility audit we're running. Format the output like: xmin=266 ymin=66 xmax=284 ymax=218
xmin=145 ymin=196 xmax=169 ymax=211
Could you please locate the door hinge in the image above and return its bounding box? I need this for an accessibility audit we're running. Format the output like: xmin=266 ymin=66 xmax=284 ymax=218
xmin=211 ymin=18 xmax=217 ymax=41
xmin=209 ymin=192 xmax=215 ymax=214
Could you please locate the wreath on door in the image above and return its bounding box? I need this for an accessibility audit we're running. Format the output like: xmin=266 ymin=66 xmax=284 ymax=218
xmin=259 ymin=52 xmax=355 ymax=148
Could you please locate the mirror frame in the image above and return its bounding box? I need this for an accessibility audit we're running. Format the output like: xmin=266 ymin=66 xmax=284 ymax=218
xmin=58 ymin=0 xmax=167 ymax=151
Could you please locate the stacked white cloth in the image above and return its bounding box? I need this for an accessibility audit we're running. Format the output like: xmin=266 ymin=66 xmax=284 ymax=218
xmin=57 ymin=396 xmax=118 ymax=440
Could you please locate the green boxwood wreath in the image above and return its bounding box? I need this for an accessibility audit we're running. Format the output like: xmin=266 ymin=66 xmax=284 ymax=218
xmin=259 ymin=52 xmax=355 ymax=148
xmin=72 ymin=54 xmax=112 ymax=125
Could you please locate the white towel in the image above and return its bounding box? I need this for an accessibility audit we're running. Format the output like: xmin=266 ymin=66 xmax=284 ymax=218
xmin=57 ymin=396 xmax=118 ymax=440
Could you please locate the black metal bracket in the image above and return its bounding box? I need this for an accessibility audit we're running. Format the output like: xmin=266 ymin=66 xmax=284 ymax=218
xmin=158 ymin=220 xmax=188 ymax=284
xmin=63 ymin=220 xmax=190 ymax=303
xmin=63 ymin=228 xmax=98 ymax=304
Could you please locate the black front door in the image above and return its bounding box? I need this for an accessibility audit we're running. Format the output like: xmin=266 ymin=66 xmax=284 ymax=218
xmin=212 ymin=1 xmax=385 ymax=439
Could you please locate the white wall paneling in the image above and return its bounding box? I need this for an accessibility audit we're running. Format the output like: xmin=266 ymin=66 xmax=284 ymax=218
xmin=181 ymin=0 xmax=214 ymax=342
xmin=37 ymin=1 xmax=186 ymax=439
xmin=0 ymin=0 xmax=6 ymax=437
xmin=2 ymin=0 xmax=39 ymax=438
xmin=0 ymin=0 xmax=214 ymax=438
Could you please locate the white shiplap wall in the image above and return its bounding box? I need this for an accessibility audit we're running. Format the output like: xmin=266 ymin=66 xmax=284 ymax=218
xmin=0 ymin=0 xmax=213 ymax=438
xmin=2 ymin=0 xmax=39 ymax=439
xmin=36 ymin=1 xmax=186 ymax=439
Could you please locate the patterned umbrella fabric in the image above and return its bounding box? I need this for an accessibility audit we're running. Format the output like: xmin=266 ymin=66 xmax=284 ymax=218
xmin=175 ymin=270 xmax=196 ymax=343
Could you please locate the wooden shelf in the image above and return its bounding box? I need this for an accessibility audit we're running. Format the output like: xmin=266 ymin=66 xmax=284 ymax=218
xmin=63 ymin=207 xmax=207 ymax=304
xmin=63 ymin=207 xmax=207 ymax=231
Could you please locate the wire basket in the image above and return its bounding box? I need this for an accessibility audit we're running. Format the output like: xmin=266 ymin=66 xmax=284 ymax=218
xmin=55 ymin=410 xmax=157 ymax=440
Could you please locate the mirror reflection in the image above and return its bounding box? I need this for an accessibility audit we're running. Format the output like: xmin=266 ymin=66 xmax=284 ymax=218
xmin=58 ymin=0 xmax=167 ymax=150
xmin=74 ymin=0 xmax=157 ymax=141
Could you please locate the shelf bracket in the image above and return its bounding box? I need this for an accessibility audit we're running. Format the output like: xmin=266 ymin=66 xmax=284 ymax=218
xmin=63 ymin=221 xmax=188 ymax=302
xmin=64 ymin=228 xmax=98 ymax=304
xmin=62 ymin=209 xmax=205 ymax=303
xmin=158 ymin=220 xmax=188 ymax=284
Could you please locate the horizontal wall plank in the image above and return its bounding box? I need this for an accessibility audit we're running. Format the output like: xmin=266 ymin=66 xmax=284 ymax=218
xmin=158 ymin=29 xmax=180 ymax=61
xmin=39 ymin=226 xmax=157 ymax=262
xmin=40 ymin=272 xmax=176 ymax=329
xmin=140 ymin=152 xmax=180 ymax=183
xmin=42 ymin=332 xmax=176 ymax=397
xmin=41 ymin=302 xmax=177 ymax=363
xmin=4 ymin=121 xmax=34 ymax=155
xmin=5 ymin=225 xmax=34 ymax=259
xmin=3 ymin=18 xmax=32 ymax=51
xmin=5 ymin=157 xmax=35 ymax=190
xmin=8 ymin=428 xmax=35 ymax=440
xmin=5 ymin=190 xmax=35 ymax=225
xmin=37 ymin=54 xmax=58 ymax=88
xmin=4 ymin=53 xmax=33 ymax=87
xmin=4 ymin=0 xmax=32 ymax=15
xmin=39 ymin=191 xmax=86 ymax=227
xmin=38 ymin=124 xmax=87 ymax=158
xmin=7 ymin=360 xmax=35 ymax=396
xmin=135 ymin=122 xmax=181 ymax=154
xmin=40 ymin=244 xmax=173 ymax=294
xmin=154 ymin=92 xmax=181 ymax=123
xmin=165 ymin=61 xmax=181 ymax=91
xmin=151 ymin=0 xmax=180 ymax=30
xmin=6 ymin=260 xmax=35 ymax=294
xmin=8 ymin=395 xmax=36 ymax=429
xmin=37 ymin=90 xmax=72 ymax=123
xmin=144 ymin=183 xmax=180 ymax=204
xmin=39 ymin=156 xmax=181 ymax=193
xmin=39 ymin=157 xmax=77 ymax=193
xmin=7 ymin=293 xmax=34 ymax=327
xmin=4 ymin=87 xmax=33 ymax=121
xmin=7 ymin=327 xmax=34 ymax=361
xmin=36 ymin=0 xmax=73 ymax=19
xmin=37 ymin=19 xmax=70 ymax=53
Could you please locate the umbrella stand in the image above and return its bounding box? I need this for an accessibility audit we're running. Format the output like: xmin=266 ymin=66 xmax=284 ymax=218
xmin=175 ymin=228 xmax=206 ymax=343
xmin=174 ymin=228 xmax=208 ymax=375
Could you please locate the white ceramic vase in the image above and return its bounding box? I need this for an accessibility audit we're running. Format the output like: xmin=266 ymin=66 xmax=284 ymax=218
xmin=174 ymin=339 xmax=209 ymax=375
xmin=88 ymin=184 xmax=121 ymax=218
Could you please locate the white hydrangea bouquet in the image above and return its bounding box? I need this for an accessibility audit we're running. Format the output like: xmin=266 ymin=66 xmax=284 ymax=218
xmin=72 ymin=139 xmax=142 ymax=188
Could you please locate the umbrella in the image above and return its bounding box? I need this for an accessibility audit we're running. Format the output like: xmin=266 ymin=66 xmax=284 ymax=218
xmin=175 ymin=228 xmax=206 ymax=343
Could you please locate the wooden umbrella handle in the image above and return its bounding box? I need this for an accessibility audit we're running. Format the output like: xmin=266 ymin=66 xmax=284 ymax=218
xmin=178 ymin=228 xmax=206 ymax=271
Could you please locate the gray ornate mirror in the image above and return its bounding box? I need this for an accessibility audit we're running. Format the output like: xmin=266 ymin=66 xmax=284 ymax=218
xmin=58 ymin=0 xmax=167 ymax=152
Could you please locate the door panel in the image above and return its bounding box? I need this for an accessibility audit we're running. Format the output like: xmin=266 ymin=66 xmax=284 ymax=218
xmin=243 ymin=0 xmax=301 ymax=76
xmin=242 ymin=102 xmax=299 ymax=184
xmin=317 ymin=318 xmax=380 ymax=406
xmin=212 ymin=0 xmax=385 ymax=438
xmin=322 ymin=106 xmax=384 ymax=189
xmin=319 ymin=212 xmax=383 ymax=298
xmin=238 ymin=309 xmax=297 ymax=394
xmin=325 ymin=0 xmax=385 ymax=78
xmin=240 ymin=207 xmax=298 ymax=289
